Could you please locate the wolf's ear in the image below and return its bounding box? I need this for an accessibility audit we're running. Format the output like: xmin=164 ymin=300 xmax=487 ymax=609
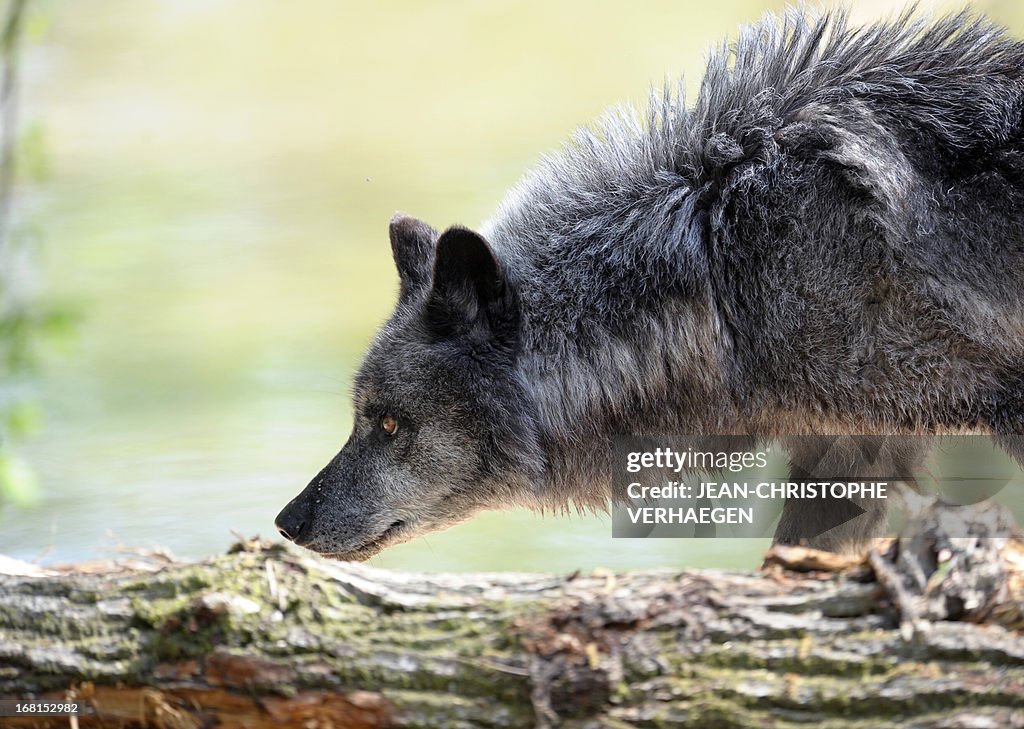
xmin=389 ymin=213 xmax=438 ymax=302
xmin=426 ymin=226 xmax=516 ymax=341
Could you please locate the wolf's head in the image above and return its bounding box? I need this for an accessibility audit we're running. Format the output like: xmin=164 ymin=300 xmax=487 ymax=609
xmin=275 ymin=214 xmax=544 ymax=559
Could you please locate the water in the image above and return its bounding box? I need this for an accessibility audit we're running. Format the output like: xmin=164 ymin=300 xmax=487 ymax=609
xmin=0 ymin=0 xmax=1016 ymax=572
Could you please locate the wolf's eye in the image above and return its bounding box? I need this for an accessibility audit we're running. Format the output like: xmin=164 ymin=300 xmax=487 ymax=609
xmin=380 ymin=414 xmax=399 ymax=436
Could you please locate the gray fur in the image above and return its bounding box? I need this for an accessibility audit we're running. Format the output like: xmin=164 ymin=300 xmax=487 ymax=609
xmin=277 ymin=7 xmax=1024 ymax=559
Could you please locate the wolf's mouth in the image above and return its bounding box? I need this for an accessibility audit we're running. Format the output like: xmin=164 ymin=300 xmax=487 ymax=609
xmin=324 ymin=519 xmax=411 ymax=562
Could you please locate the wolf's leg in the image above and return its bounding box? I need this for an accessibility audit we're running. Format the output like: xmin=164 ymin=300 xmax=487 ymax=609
xmin=773 ymin=436 xmax=932 ymax=554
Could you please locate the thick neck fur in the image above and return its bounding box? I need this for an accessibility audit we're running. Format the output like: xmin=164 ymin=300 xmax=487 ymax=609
xmin=484 ymin=186 xmax=739 ymax=509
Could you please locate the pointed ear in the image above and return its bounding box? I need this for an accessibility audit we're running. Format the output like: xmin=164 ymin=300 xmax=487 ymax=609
xmin=389 ymin=213 xmax=438 ymax=302
xmin=426 ymin=226 xmax=516 ymax=340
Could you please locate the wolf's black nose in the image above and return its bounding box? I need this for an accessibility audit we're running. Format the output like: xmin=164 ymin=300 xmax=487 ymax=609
xmin=275 ymin=500 xmax=309 ymax=543
xmin=275 ymin=520 xmax=303 ymax=541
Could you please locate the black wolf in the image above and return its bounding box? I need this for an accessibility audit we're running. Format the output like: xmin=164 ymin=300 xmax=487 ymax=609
xmin=276 ymin=8 xmax=1024 ymax=559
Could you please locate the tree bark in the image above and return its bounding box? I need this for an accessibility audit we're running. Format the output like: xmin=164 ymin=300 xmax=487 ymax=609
xmin=2 ymin=507 xmax=1024 ymax=728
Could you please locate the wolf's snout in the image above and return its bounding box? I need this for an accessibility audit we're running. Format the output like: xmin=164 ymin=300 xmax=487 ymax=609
xmin=275 ymin=498 xmax=311 ymax=544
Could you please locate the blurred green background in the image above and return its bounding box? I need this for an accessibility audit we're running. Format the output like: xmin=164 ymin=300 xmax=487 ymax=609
xmin=0 ymin=0 xmax=1022 ymax=572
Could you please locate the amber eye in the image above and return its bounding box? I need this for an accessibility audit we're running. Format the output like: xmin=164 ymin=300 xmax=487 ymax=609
xmin=380 ymin=415 xmax=399 ymax=436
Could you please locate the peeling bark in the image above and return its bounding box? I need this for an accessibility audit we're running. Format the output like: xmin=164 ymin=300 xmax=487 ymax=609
xmin=1 ymin=508 xmax=1023 ymax=728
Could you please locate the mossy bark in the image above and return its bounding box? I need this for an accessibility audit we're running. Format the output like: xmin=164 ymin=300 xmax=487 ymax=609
xmin=1 ymin=527 xmax=1023 ymax=728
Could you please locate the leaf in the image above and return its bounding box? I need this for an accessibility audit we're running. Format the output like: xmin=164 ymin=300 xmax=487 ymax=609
xmin=0 ymin=450 xmax=40 ymax=507
xmin=5 ymin=400 xmax=42 ymax=437
xmin=24 ymin=12 xmax=51 ymax=43
xmin=15 ymin=122 xmax=50 ymax=183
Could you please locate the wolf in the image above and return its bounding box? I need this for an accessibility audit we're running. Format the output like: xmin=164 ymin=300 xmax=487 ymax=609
xmin=276 ymin=8 xmax=1024 ymax=560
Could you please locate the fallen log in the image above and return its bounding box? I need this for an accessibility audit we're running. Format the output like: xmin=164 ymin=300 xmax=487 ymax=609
xmin=2 ymin=504 xmax=1024 ymax=728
